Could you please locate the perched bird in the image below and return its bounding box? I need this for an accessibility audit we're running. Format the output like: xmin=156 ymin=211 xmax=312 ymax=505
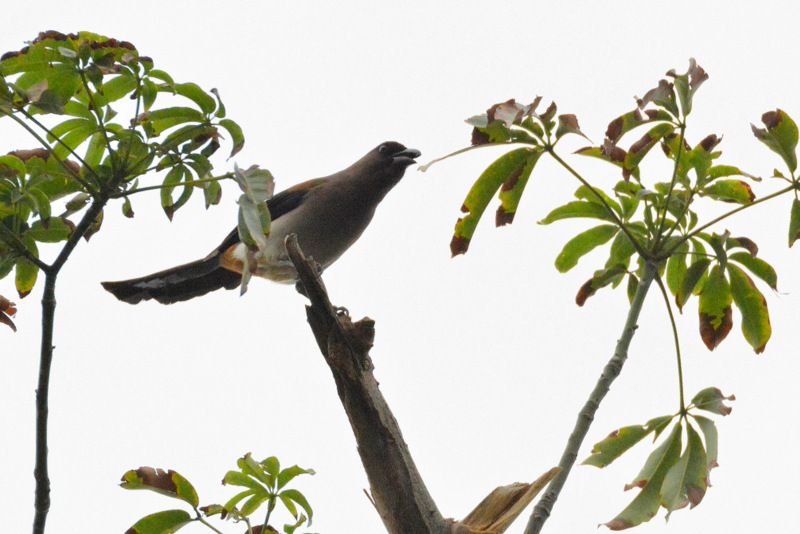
xmin=102 ymin=141 xmax=420 ymax=304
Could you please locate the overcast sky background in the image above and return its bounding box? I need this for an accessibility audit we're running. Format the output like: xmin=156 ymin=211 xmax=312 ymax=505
xmin=3 ymin=2 xmax=800 ymax=533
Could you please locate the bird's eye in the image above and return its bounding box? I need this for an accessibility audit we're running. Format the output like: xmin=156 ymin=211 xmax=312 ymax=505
xmin=378 ymin=145 xmax=390 ymax=155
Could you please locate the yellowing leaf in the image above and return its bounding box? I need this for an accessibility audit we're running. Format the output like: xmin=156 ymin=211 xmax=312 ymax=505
xmin=698 ymin=265 xmax=732 ymax=351
xmin=728 ymin=264 xmax=771 ymax=353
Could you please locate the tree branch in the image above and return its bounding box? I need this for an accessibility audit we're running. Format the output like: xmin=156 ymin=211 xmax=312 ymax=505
xmin=524 ymin=261 xmax=658 ymax=534
xmin=33 ymin=272 xmax=57 ymax=534
xmin=285 ymin=234 xmax=449 ymax=534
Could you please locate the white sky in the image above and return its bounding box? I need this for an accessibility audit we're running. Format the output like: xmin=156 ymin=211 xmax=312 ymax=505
xmin=3 ymin=2 xmax=800 ymax=533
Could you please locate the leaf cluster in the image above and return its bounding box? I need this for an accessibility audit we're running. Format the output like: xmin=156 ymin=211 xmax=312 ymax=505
xmin=120 ymin=453 xmax=316 ymax=534
xmin=428 ymin=59 xmax=797 ymax=355
xmin=425 ymin=59 xmax=800 ymax=530
xmin=0 ymin=31 xmax=246 ymax=301
xmin=584 ymin=388 xmax=734 ymax=530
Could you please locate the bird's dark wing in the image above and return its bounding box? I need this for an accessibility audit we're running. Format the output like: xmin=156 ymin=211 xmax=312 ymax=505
xmin=214 ymin=178 xmax=326 ymax=253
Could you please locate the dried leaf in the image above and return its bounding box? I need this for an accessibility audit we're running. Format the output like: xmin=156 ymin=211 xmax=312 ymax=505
xmin=0 ymin=294 xmax=17 ymax=332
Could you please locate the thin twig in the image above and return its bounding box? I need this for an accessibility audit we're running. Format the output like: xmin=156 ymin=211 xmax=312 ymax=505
xmin=548 ymin=149 xmax=648 ymax=259
xmin=109 ymin=174 xmax=232 ymax=198
xmin=0 ymin=222 xmax=51 ymax=272
xmin=655 ymin=275 xmax=685 ymax=412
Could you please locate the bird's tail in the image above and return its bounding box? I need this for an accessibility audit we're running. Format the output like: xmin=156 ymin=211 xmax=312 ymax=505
xmin=101 ymin=255 xmax=241 ymax=305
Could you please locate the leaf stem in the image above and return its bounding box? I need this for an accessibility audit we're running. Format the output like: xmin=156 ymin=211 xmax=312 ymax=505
xmin=194 ymin=511 xmax=225 ymax=534
xmin=78 ymin=69 xmax=120 ymax=176
xmin=664 ymin=184 xmax=796 ymax=259
xmin=548 ymin=149 xmax=648 ymax=259
xmin=653 ymin=123 xmax=686 ymax=251
xmin=655 ymin=275 xmax=685 ymax=412
xmin=524 ymin=261 xmax=657 ymax=534
xmin=109 ymin=174 xmax=232 ymax=198
xmin=0 ymin=108 xmax=99 ymax=196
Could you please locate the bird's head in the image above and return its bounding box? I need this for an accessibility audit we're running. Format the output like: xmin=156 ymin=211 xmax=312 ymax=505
xmin=375 ymin=141 xmax=422 ymax=168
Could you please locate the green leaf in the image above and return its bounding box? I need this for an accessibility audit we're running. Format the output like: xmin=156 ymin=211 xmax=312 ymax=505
xmin=144 ymin=107 xmax=206 ymax=137
xmin=555 ymin=224 xmax=618 ymax=273
xmin=218 ymin=118 xmax=245 ymax=158
xmin=262 ymin=456 xmax=281 ymax=479
xmin=175 ymin=82 xmax=216 ymax=115
xmin=603 ymin=423 xmax=682 ymax=530
xmin=62 ymin=100 xmax=94 ymax=119
xmin=201 ymin=179 xmax=222 ymax=209
xmin=575 ymin=264 xmax=627 ymax=307
xmin=707 ymin=164 xmax=760 ymax=183
xmin=223 ymin=488 xmax=255 ymax=513
xmin=27 ymin=218 xmax=71 ymax=242
xmin=160 ymin=124 xmax=215 ymax=153
xmin=700 ymin=179 xmax=755 ymax=204
xmin=728 ymin=251 xmax=777 ymax=290
xmin=605 ymin=108 xmax=674 ymax=143
xmin=789 ymin=198 xmax=800 ymax=247
xmin=125 ymin=509 xmax=193 ymax=534
xmin=52 ymin=121 xmax=97 ymax=159
xmin=623 ymin=123 xmax=675 ymax=177
xmin=574 ymin=146 xmax=638 ymax=180
xmin=99 ymin=73 xmax=138 ymax=104
xmin=160 ymin=166 xmax=185 ymax=221
xmin=279 ymin=489 xmax=314 ymax=526
xmin=27 ymin=187 xmax=51 ymax=220
xmin=15 ymin=257 xmax=38 ymax=298
xmin=752 ymin=109 xmax=798 ymax=173
xmin=148 ymin=69 xmax=176 ymax=88
xmin=0 ymin=154 xmax=26 ymax=177
xmin=697 ymin=231 xmax=728 ymax=269
xmin=240 ymin=490 xmax=270 ymax=516
xmin=727 ymin=263 xmax=771 ymax=353
xmin=692 ymin=415 xmax=719 ymax=473
xmin=574 ymin=185 xmax=622 ymax=218
xmin=647 ymin=415 xmax=675 ymax=441
xmin=141 ymin=78 xmax=159 ymax=111
xmin=538 ymin=200 xmax=617 ymax=226
xmin=665 ymin=241 xmax=689 ymax=296
xmin=47 ymin=117 xmax=94 ymax=142
xmin=675 ymin=257 xmax=710 ymax=311
xmin=698 ymin=265 xmax=733 ymax=351
xmin=120 ymin=467 xmax=200 ymax=508
xmin=210 ymin=88 xmax=226 ymax=118
xmin=64 ymin=192 xmax=91 ymax=215
xmin=15 ymin=234 xmax=39 ymax=298
xmin=233 ymin=165 xmax=274 ymax=255
xmin=690 ymin=387 xmax=734 ymax=415
xmin=626 ymin=273 xmax=639 ymax=303
xmin=451 ymin=147 xmax=534 ymax=256
xmin=605 ymin=228 xmax=639 ymax=270
xmin=238 ymin=453 xmax=271 ymax=485
xmin=496 ymin=147 xmax=542 ymax=226
xmin=122 ymin=196 xmax=134 ymax=218
xmin=660 ymin=424 xmax=708 ymax=519
xmin=583 ymin=425 xmax=651 ymax=468
xmin=222 ymin=470 xmax=264 ymax=491
xmin=277 ymin=465 xmax=314 ymax=490
xmin=280 ymin=494 xmax=299 ymax=518
xmin=83 ymin=131 xmax=106 ymax=171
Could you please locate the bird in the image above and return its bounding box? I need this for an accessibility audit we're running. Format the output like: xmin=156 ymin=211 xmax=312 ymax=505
xmin=101 ymin=141 xmax=420 ymax=304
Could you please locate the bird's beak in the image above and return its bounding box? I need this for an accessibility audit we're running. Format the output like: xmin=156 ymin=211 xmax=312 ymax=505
xmin=392 ymin=147 xmax=421 ymax=167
